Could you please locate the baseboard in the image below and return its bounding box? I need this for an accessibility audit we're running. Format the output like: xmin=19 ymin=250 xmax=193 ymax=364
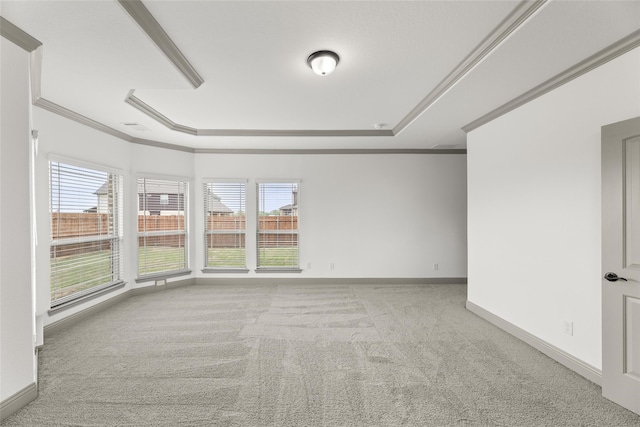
xmin=195 ymin=277 xmax=467 ymax=286
xmin=44 ymin=290 xmax=131 ymax=337
xmin=0 ymin=382 xmax=37 ymax=422
xmin=130 ymin=277 xmax=195 ymax=296
xmin=466 ymin=301 xmax=602 ymax=386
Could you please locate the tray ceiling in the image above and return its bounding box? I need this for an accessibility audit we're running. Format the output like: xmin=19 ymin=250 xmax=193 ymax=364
xmin=1 ymin=0 xmax=639 ymax=151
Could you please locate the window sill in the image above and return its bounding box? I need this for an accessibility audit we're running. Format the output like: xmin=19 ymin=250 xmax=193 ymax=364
xmin=255 ymin=268 xmax=303 ymax=273
xmin=49 ymin=281 xmax=126 ymax=315
xmin=202 ymin=268 xmax=249 ymax=274
xmin=135 ymin=269 xmax=192 ymax=283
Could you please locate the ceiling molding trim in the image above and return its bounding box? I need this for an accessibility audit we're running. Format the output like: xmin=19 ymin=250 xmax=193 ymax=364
xmin=196 ymin=129 xmax=394 ymax=137
xmin=35 ymin=95 xmax=198 ymax=153
xmin=193 ymin=148 xmax=466 ymax=155
xmin=462 ymin=29 xmax=640 ymax=133
xmin=0 ymin=16 xmax=42 ymax=51
xmin=30 ymin=47 xmax=43 ymax=103
xmin=117 ymin=0 xmax=204 ymax=88
xmin=393 ymin=0 xmax=548 ymax=135
xmin=126 ymin=91 xmax=394 ymax=137
xmin=125 ymin=91 xmax=198 ymax=135
xmin=130 ymin=137 xmax=195 ymax=153
xmin=34 ymin=98 xmax=134 ymax=142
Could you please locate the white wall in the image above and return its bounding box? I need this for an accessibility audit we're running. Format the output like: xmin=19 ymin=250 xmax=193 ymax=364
xmin=33 ymin=109 xmax=195 ymax=327
xmin=194 ymin=153 xmax=467 ymax=278
xmin=0 ymin=38 xmax=36 ymax=401
xmin=467 ymin=47 xmax=640 ymax=370
xmin=32 ymin=107 xmax=468 ymax=331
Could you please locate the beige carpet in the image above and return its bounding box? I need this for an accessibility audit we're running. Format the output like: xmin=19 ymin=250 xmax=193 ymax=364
xmin=3 ymin=283 xmax=640 ymax=426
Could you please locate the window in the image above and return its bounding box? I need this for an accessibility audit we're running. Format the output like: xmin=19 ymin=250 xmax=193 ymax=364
xmin=204 ymin=181 xmax=247 ymax=270
xmin=257 ymin=181 xmax=300 ymax=270
xmin=137 ymin=177 xmax=188 ymax=278
xmin=49 ymin=161 xmax=123 ymax=306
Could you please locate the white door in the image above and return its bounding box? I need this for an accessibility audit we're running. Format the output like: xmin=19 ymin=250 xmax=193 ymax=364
xmin=602 ymin=116 xmax=640 ymax=415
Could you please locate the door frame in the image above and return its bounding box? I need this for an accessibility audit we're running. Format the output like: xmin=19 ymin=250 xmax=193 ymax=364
xmin=601 ymin=116 xmax=640 ymax=416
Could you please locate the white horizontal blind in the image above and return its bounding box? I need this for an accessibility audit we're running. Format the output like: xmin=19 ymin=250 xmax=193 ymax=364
xmin=204 ymin=182 xmax=246 ymax=268
xmin=257 ymin=182 xmax=299 ymax=269
xmin=49 ymin=161 xmax=122 ymax=305
xmin=137 ymin=178 xmax=188 ymax=277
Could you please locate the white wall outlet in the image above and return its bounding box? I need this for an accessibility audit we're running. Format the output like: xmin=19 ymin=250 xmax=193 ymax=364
xmin=330 ymin=262 xmax=335 ymax=270
xmin=562 ymin=320 xmax=573 ymax=336
xmin=156 ymin=279 xmax=166 ymax=287
xmin=433 ymin=263 xmax=439 ymax=271
xmin=306 ymin=262 xmax=311 ymax=269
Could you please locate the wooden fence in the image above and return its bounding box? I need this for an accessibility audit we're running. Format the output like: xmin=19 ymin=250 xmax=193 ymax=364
xmin=51 ymin=214 xmax=298 ymax=255
xmin=51 ymin=213 xmax=109 ymax=240
xmin=207 ymin=215 xmax=298 ymax=248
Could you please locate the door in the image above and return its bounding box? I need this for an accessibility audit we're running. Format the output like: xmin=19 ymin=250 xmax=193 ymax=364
xmin=602 ymin=116 xmax=640 ymax=415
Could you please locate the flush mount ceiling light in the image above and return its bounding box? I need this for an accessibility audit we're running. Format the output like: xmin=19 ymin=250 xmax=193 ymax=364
xmin=307 ymin=50 xmax=340 ymax=76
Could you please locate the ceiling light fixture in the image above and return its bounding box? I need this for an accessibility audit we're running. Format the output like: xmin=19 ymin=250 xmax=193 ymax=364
xmin=307 ymin=50 xmax=339 ymax=76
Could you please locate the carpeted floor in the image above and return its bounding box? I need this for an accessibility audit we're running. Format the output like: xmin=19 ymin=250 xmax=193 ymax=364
xmin=3 ymin=283 xmax=640 ymax=426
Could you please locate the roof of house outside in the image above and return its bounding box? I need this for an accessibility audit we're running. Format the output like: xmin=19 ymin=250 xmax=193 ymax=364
xmin=94 ymin=182 xmax=108 ymax=195
xmin=137 ymin=181 xmax=186 ymax=195
xmin=206 ymin=192 xmax=233 ymax=214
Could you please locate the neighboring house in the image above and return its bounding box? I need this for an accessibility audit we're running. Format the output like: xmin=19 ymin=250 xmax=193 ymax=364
xmin=137 ymin=181 xmax=186 ymax=216
xmin=97 ymin=181 xmax=189 ymax=216
xmin=279 ymin=190 xmax=298 ymax=216
xmin=94 ymin=182 xmax=110 ymax=214
xmin=205 ymin=191 xmax=233 ymax=216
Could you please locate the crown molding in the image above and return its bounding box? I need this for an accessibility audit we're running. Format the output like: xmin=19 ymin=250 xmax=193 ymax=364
xmin=0 ymin=16 xmax=42 ymax=51
xmin=117 ymin=0 xmax=204 ymax=88
xmin=34 ymin=96 xmax=197 ymax=153
xmin=193 ymin=148 xmax=466 ymax=155
xmin=125 ymin=91 xmax=394 ymax=137
xmin=462 ymin=28 xmax=640 ymax=133
xmin=125 ymin=91 xmax=198 ymax=135
xmin=30 ymin=47 xmax=43 ymax=103
xmin=196 ymin=128 xmax=394 ymax=137
xmin=393 ymin=0 xmax=548 ymax=135
xmin=130 ymin=136 xmax=195 ymax=153
xmin=34 ymin=97 xmax=134 ymax=141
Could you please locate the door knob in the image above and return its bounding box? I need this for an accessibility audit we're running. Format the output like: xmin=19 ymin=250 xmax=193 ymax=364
xmin=604 ymin=272 xmax=628 ymax=282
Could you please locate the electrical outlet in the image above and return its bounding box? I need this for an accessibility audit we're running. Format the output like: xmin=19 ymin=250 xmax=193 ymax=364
xmin=433 ymin=263 xmax=439 ymax=271
xmin=330 ymin=262 xmax=335 ymax=270
xmin=156 ymin=279 xmax=166 ymax=287
xmin=562 ymin=320 xmax=573 ymax=336
xmin=307 ymin=262 xmax=311 ymax=269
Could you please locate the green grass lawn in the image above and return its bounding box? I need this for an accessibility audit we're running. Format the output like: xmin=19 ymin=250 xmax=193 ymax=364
xmin=52 ymin=246 xmax=299 ymax=300
xmin=257 ymin=247 xmax=299 ymax=267
xmin=51 ymin=246 xmax=186 ymax=301
xmin=50 ymin=249 xmax=113 ymax=300
xmin=138 ymin=246 xmax=186 ymax=276
xmin=208 ymin=247 xmax=298 ymax=268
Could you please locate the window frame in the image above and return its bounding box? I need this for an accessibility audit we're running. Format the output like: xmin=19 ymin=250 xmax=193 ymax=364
xmin=203 ymin=179 xmax=249 ymax=273
xmin=255 ymin=179 xmax=302 ymax=273
xmin=49 ymin=158 xmax=124 ymax=309
xmin=136 ymin=175 xmax=191 ymax=282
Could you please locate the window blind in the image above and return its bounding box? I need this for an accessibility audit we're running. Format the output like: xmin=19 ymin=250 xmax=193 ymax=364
xmin=137 ymin=177 xmax=188 ymax=277
xmin=256 ymin=182 xmax=299 ymax=269
xmin=49 ymin=161 xmax=122 ymax=305
xmin=204 ymin=182 xmax=246 ymax=269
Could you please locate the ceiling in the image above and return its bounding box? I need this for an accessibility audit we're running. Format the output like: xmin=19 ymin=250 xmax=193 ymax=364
xmin=1 ymin=0 xmax=639 ymax=151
